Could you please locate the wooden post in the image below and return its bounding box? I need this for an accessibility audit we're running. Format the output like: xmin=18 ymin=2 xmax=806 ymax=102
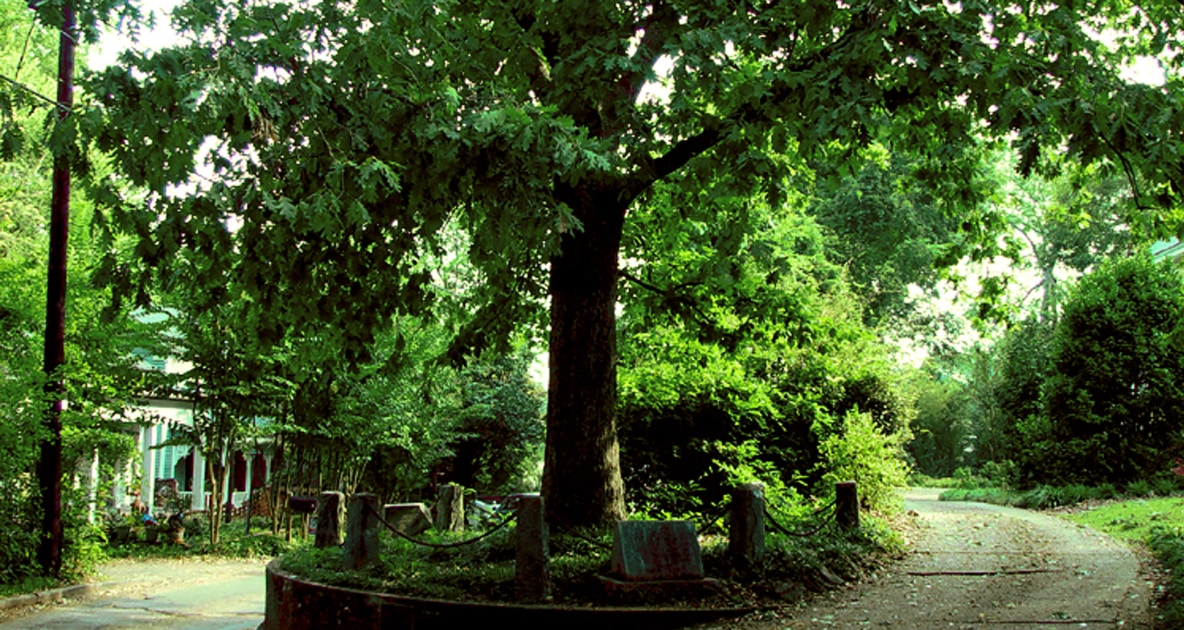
xmin=729 ymin=482 xmax=766 ymax=568
xmin=36 ymin=0 xmax=77 ymax=577
xmin=343 ymin=493 xmax=380 ymax=570
xmin=835 ymin=481 xmax=860 ymax=531
xmin=515 ymin=494 xmax=550 ymax=601
xmin=314 ymin=492 xmax=345 ymax=548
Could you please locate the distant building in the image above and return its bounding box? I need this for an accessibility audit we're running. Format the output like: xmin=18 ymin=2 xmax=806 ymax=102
xmin=1151 ymin=238 xmax=1184 ymax=262
xmin=106 ymin=312 xmax=275 ymax=518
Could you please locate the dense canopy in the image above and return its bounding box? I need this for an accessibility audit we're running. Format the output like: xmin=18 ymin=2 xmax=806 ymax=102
xmin=78 ymin=0 xmax=1184 ymax=528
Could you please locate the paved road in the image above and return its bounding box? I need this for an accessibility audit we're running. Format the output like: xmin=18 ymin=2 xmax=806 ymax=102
xmin=733 ymin=488 xmax=1154 ymax=629
xmin=0 ymin=558 xmax=268 ymax=629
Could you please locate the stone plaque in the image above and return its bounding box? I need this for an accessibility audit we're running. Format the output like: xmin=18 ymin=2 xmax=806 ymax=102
xmin=609 ymin=520 xmax=704 ymax=582
xmin=383 ymin=503 xmax=432 ymax=537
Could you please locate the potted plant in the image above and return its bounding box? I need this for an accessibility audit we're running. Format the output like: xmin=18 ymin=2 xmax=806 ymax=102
xmin=142 ymin=513 xmax=160 ymax=543
xmin=103 ymin=509 xmax=132 ymax=544
xmin=155 ymin=486 xmax=189 ymax=545
xmin=166 ymin=512 xmax=186 ymax=545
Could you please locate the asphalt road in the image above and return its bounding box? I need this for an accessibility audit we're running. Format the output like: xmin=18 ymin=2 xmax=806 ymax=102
xmin=724 ymin=488 xmax=1155 ymax=629
xmin=0 ymin=557 xmax=268 ymax=629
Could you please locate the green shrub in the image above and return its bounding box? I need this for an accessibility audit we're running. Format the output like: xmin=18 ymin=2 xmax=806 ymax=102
xmin=908 ymin=472 xmax=956 ymax=488
xmin=817 ymin=410 xmax=910 ymax=512
xmin=1126 ymin=480 xmax=1155 ymax=497
xmin=1148 ymin=527 xmax=1184 ymax=626
xmin=1154 ymin=475 xmax=1181 ymax=497
xmin=0 ymin=474 xmax=40 ymax=584
xmin=950 ymin=466 xmax=993 ymax=490
xmin=61 ymin=521 xmax=108 ymax=582
xmin=1031 ymin=255 xmax=1184 ymax=486
xmin=981 ymin=460 xmax=1017 ymax=489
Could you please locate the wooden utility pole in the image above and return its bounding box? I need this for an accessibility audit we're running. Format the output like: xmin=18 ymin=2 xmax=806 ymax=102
xmin=37 ymin=0 xmax=76 ymax=577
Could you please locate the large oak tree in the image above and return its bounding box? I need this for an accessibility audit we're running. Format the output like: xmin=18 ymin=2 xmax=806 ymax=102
xmin=85 ymin=0 xmax=1184 ymax=529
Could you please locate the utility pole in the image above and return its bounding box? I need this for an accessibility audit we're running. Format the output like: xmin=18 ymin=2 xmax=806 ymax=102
xmin=37 ymin=0 xmax=76 ymax=577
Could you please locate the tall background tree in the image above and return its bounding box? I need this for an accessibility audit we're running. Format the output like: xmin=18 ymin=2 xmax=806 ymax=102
xmin=1019 ymin=254 xmax=1184 ymax=485
xmin=84 ymin=0 xmax=1184 ymax=529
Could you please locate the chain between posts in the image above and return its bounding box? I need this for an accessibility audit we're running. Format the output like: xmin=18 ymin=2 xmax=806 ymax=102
xmin=365 ymin=502 xmax=517 ymax=549
xmin=763 ymin=498 xmax=837 ymax=538
xmin=695 ymin=504 xmax=732 ymax=536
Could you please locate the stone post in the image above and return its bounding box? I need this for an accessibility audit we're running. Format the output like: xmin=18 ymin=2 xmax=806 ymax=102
xmin=835 ymin=481 xmax=860 ymax=531
xmin=515 ymin=494 xmax=550 ymax=600
xmin=729 ymin=482 xmax=766 ymax=568
xmin=343 ymin=493 xmax=380 ymax=570
xmin=315 ymin=492 xmax=345 ymax=548
xmin=435 ymin=483 xmax=464 ymax=533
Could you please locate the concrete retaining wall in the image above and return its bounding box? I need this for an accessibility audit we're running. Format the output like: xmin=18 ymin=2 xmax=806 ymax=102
xmin=264 ymin=558 xmax=748 ymax=629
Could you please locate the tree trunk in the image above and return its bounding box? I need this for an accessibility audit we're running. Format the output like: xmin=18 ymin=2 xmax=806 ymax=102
xmin=207 ymin=455 xmax=224 ymax=546
xmin=541 ymin=184 xmax=628 ymax=530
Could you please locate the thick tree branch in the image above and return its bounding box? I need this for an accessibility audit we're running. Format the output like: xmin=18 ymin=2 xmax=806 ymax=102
xmin=625 ymin=7 xmax=878 ymax=198
xmin=618 ymin=268 xmax=711 ymax=325
xmin=618 ymin=267 xmax=665 ymax=294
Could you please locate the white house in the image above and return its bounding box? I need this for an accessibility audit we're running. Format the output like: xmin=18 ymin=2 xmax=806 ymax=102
xmin=120 ymin=392 xmax=275 ymax=519
xmin=103 ymin=312 xmax=276 ymax=519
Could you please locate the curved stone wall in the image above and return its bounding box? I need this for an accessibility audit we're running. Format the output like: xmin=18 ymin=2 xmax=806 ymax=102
xmin=265 ymin=558 xmax=748 ymax=629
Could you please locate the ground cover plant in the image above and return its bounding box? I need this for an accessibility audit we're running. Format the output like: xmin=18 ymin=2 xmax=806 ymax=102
xmin=102 ymin=516 xmax=305 ymax=561
xmin=278 ymin=513 xmax=904 ymax=610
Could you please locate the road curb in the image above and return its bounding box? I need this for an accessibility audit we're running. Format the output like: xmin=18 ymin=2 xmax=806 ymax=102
xmin=0 ymin=582 xmax=104 ymax=612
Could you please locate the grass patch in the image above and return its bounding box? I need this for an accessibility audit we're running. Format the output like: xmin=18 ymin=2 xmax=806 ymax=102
xmin=1061 ymin=497 xmax=1184 ymax=543
xmin=280 ymin=526 xmax=591 ymax=604
xmin=940 ymin=483 xmax=1125 ymax=509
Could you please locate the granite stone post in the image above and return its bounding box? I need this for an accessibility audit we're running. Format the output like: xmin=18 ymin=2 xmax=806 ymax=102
xmin=343 ymin=493 xmax=380 ymax=570
xmin=835 ymin=481 xmax=860 ymax=531
xmin=729 ymin=482 xmax=766 ymax=567
xmin=315 ymin=491 xmax=345 ymax=548
xmin=515 ymin=493 xmax=550 ymax=601
xmin=435 ymin=483 xmax=464 ymax=533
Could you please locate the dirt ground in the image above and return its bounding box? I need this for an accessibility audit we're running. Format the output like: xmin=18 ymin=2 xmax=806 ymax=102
xmin=708 ymin=488 xmax=1156 ymax=629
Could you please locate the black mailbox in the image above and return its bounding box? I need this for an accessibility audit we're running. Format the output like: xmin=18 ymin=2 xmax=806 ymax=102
xmin=287 ymin=496 xmax=317 ymax=514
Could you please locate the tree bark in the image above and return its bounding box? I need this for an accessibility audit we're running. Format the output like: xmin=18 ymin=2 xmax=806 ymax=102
xmin=37 ymin=0 xmax=76 ymax=577
xmin=207 ymin=454 xmax=224 ymax=546
xmin=541 ymin=184 xmax=628 ymax=530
